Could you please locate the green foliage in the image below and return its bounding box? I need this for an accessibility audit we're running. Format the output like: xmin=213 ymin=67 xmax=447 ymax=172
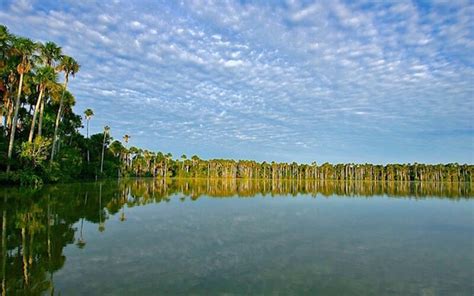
xmin=18 ymin=169 xmax=43 ymax=187
xmin=42 ymin=162 xmax=61 ymax=183
xmin=0 ymin=170 xmax=42 ymax=187
xmin=55 ymin=146 xmax=84 ymax=180
xmin=0 ymin=171 xmax=20 ymax=184
xmin=19 ymin=136 xmax=52 ymax=168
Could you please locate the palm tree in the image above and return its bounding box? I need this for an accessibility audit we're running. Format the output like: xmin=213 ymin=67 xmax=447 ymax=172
xmin=37 ymin=41 xmax=61 ymax=137
xmin=6 ymin=37 xmax=36 ymax=172
xmin=164 ymin=152 xmax=172 ymax=178
xmin=51 ymin=55 xmax=79 ymax=161
xmin=0 ymin=25 xmax=12 ymax=131
xmin=191 ymin=155 xmax=200 ymax=177
xmin=100 ymin=125 xmax=110 ymax=173
xmin=38 ymin=41 xmax=61 ymax=67
xmin=123 ymin=134 xmax=130 ymax=168
xmin=84 ymin=108 xmax=94 ymax=163
xmin=181 ymin=154 xmax=187 ymax=173
xmin=123 ymin=134 xmax=130 ymax=144
xmin=84 ymin=108 xmax=94 ymax=138
xmin=28 ymin=66 xmax=56 ymax=142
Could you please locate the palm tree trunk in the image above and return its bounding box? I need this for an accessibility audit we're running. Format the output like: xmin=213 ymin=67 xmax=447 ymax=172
xmin=51 ymin=78 xmax=68 ymax=161
xmin=1 ymin=90 xmax=9 ymax=131
xmin=38 ymin=98 xmax=45 ymax=137
xmin=86 ymin=119 xmax=90 ymax=163
xmin=6 ymin=96 xmax=13 ymax=132
xmin=28 ymin=87 xmax=44 ymax=142
xmin=6 ymin=73 xmax=24 ymax=173
xmin=100 ymin=132 xmax=106 ymax=173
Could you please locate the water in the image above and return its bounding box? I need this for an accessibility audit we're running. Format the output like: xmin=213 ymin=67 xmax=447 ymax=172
xmin=1 ymin=179 xmax=473 ymax=295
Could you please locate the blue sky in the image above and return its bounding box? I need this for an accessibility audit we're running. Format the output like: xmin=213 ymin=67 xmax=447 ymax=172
xmin=1 ymin=0 xmax=473 ymax=164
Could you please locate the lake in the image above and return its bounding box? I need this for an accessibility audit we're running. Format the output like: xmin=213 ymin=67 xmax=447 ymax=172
xmin=1 ymin=179 xmax=473 ymax=295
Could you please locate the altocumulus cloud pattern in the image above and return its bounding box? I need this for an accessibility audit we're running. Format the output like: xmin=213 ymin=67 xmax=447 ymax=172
xmin=1 ymin=0 xmax=473 ymax=163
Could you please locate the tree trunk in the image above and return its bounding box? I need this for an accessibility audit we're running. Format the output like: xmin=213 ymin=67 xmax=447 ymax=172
xmin=1 ymin=90 xmax=9 ymax=130
xmin=28 ymin=87 xmax=44 ymax=142
xmin=100 ymin=131 xmax=106 ymax=173
xmin=86 ymin=119 xmax=90 ymax=163
xmin=6 ymin=94 xmax=13 ymax=132
xmin=51 ymin=78 xmax=68 ymax=161
xmin=37 ymin=98 xmax=45 ymax=137
xmin=6 ymin=73 xmax=24 ymax=173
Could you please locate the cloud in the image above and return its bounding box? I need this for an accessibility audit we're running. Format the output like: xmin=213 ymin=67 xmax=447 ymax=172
xmin=1 ymin=0 xmax=473 ymax=163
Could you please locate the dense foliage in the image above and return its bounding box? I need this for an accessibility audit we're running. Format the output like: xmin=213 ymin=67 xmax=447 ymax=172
xmin=0 ymin=25 xmax=472 ymax=186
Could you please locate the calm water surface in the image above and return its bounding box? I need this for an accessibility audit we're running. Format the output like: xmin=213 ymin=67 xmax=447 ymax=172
xmin=1 ymin=179 xmax=473 ymax=295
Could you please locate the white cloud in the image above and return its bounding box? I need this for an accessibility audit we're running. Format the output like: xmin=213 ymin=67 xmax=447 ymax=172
xmin=1 ymin=0 xmax=472 ymax=163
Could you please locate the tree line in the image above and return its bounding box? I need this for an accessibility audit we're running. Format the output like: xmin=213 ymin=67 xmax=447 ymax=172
xmin=0 ymin=25 xmax=472 ymax=186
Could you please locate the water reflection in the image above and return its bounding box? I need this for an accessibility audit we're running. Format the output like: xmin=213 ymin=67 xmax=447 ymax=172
xmin=0 ymin=179 xmax=472 ymax=295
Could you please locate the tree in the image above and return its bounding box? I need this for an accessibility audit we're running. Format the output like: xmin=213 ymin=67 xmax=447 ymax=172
xmin=100 ymin=126 xmax=110 ymax=173
xmin=0 ymin=25 xmax=12 ymax=131
xmin=28 ymin=66 xmax=56 ymax=142
xmin=19 ymin=137 xmax=52 ymax=169
xmin=123 ymin=134 xmax=130 ymax=168
xmin=6 ymin=37 xmax=37 ymax=172
xmin=51 ymin=55 xmax=79 ymax=161
xmin=38 ymin=41 xmax=62 ymax=67
xmin=37 ymin=41 xmax=62 ymax=137
xmin=164 ymin=152 xmax=172 ymax=178
xmin=84 ymin=108 xmax=94 ymax=163
xmin=181 ymin=154 xmax=187 ymax=173
xmin=84 ymin=109 xmax=94 ymax=138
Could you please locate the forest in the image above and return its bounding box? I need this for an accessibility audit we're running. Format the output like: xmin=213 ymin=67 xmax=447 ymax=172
xmin=0 ymin=25 xmax=472 ymax=186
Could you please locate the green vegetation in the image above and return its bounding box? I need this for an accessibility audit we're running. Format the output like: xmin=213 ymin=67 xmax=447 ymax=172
xmin=0 ymin=25 xmax=472 ymax=186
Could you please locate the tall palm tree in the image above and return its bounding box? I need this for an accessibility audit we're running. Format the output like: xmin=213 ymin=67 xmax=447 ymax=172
xmin=123 ymin=134 xmax=130 ymax=144
xmin=6 ymin=37 xmax=36 ymax=172
xmin=164 ymin=152 xmax=172 ymax=178
xmin=84 ymin=108 xmax=94 ymax=163
xmin=123 ymin=134 xmax=130 ymax=168
xmin=51 ymin=55 xmax=79 ymax=161
xmin=0 ymin=26 xmax=12 ymax=130
xmin=100 ymin=125 xmax=110 ymax=173
xmin=181 ymin=154 xmax=187 ymax=173
xmin=28 ymin=66 xmax=56 ymax=142
xmin=37 ymin=42 xmax=61 ymax=137
xmin=84 ymin=108 xmax=94 ymax=138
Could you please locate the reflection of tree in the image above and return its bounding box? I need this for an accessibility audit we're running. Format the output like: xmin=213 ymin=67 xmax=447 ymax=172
xmin=98 ymin=183 xmax=106 ymax=233
xmin=0 ymin=179 xmax=471 ymax=294
xmin=119 ymin=186 xmax=127 ymax=222
xmin=76 ymin=192 xmax=88 ymax=249
xmin=2 ymin=193 xmax=6 ymax=296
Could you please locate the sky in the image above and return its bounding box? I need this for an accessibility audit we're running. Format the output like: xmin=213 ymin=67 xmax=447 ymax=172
xmin=1 ymin=0 xmax=473 ymax=164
